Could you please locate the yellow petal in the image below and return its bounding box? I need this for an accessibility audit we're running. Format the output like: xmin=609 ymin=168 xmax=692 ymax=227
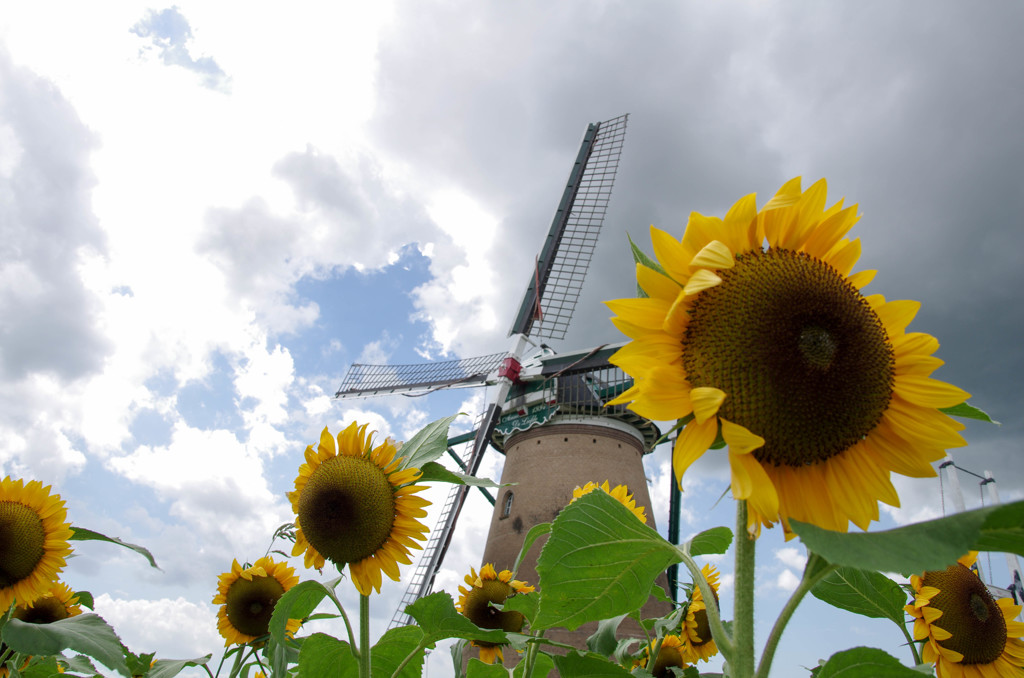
xmin=720 ymin=418 xmax=765 ymax=455
xmin=672 ymin=417 xmax=718 ymax=488
xmin=636 ymin=262 xmax=682 ymax=301
xmin=690 ymin=240 xmax=735 ymax=270
xmin=690 ymin=387 xmax=725 ymax=423
xmin=824 ymin=237 xmax=862 ymax=277
xmin=650 ymin=225 xmax=691 ymax=285
xmin=606 ymin=297 xmax=673 ymax=330
xmin=683 ymin=269 xmax=722 ymax=296
xmin=894 ymin=374 xmax=970 ymax=409
xmin=846 ymin=269 xmax=876 ymax=289
xmin=729 ymin=451 xmax=779 ymax=524
xmin=875 ymin=299 xmax=921 ymax=337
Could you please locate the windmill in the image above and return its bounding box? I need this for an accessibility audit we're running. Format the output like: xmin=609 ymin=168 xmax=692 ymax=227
xmin=335 ymin=114 xmax=672 ymax=639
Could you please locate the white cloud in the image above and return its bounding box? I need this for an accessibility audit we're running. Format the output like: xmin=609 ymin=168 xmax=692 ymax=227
xmin=775 ymin=547 xmax=808 ymax=571
xmin=93 ymin=593 xmax=221 ymax=662
xmin=776 ymin=569 xmax=800 ymax=593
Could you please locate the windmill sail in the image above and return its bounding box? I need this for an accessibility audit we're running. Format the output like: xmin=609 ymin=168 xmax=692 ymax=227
xmin=334 ymin=115 xmax=631 ymax=627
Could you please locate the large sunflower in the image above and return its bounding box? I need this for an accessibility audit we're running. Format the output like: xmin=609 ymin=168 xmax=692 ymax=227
xmin=571 ymin=480 xmax=647 ymax=523
xmin=606 ymin=177 xmax=969 ymax=534
xmin=0 ymin=477 xmax=74 ymax=611
xmin=212 ymin=557 xmax=300 ymax=646
xmin=457 ymin=564 xmax=535 ymax=664
xmin=288 ymin=423 xmax=430 ymax=596
xmin=906 ymin=552 xmax=1024 ymax=677
xmin=681 ymin=564 xmax=720 ymax=663
xmin=634 ymin=635 xmax=688 ymax=677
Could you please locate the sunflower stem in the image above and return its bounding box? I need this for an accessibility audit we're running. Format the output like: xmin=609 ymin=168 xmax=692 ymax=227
xmin=678 ymin=552 xmax=734 ymax=661
xmin=390 ymin=639 xmax=429 ymax=678
xmin=521 ymin=631 xmax=544 ymax=678
xmin=733 ymin=501 xmax=756 ymax=678
xmin=359 ymin=594 xmax=371 ymax=678
xmin=753 ymin=552 xmax=836 ymax=678
xmin=899 ymin=621 xmax=922 ymax=666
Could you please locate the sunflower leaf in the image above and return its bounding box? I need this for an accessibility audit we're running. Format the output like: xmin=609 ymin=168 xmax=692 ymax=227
xmin=513 ymin=651 xmax=555 ymax=678
xmin=939 ymin=401 xmax=999 ymax=424
xmin=269 ymin=578 xmax=342 ymax=646
xmin=396 ymin=413 xmax=463 ymax=473
xmin=466 ymin=659 xmax=510 ymax=677
xmin=513 ymin=522 xmax=551 ymax=574
xmin=585 ymin=613 xmax=628 ymax=657
xmin=813 ymin=647 xmax=925 ymax=677
xmin=1 ymin=614 xmax=130 ymax=676
xmin=501 ymin=591 xmax=539 ymax=623
xmin=417 ymin=461 xmax=503 ymax=488
xmin=533 ymin=490 xmax=681 ymax=631
xmin=792 ymin=500 xmax=1024 ymax=576
xmin=297 ymin=632 xmax=357 ymax=678
xmin=810 ymin=567 xmax=907 ymax=626
xmin=684 ymin=526 xmax=733 ymax=557
xmin=148 ymin=655 xmax=212 ymax=678
xmin=68 ymin=527 xmax=160 ymax=570
xmin=552 ymin=651 xmax=634 ymax=677
xmin=371 ymin=626 xmax=427 ymax=678
xmin=405 ymin=592 xmax=509 ymax=644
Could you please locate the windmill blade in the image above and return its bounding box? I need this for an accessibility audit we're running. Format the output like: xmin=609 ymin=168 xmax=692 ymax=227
xmin=335 ymin=352 xmax=509 ymax=398
xmin=509 ymin=113 xmax=629 ymax=341
xmin=389 ymin=404 xmax=503 ymax=628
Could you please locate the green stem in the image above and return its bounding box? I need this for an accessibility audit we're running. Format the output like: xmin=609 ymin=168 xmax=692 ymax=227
xmin=521 ymin=630 xmax=544 ymax=678
xmin=359 ymin=594 xmax=371 ymax=678
xmin=678 ymin=552 xmax=734 ymax=661
xmin=753 ymin=553 xmax=836 ymax=678
xmin=899 ymin=620 xmax=922 ymax=666
xmin=733 ymin=500 xmax=756 ymax=678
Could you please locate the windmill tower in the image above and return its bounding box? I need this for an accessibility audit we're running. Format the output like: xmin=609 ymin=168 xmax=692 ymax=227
xmin=335 ymin=115 xmax=670 ymax=646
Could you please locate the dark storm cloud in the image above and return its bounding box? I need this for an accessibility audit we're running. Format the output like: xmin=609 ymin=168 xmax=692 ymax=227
xmin=130 ymin=6 xmax=230 ymax=92
xmin=371 ymin=2 xmax=1024 ymax=485
xmin=0 ymin=50 xmax=111 ymax=381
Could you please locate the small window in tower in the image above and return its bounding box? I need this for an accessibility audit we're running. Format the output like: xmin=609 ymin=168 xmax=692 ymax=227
xmin=501 ymin=491 xmax=514 ymax=518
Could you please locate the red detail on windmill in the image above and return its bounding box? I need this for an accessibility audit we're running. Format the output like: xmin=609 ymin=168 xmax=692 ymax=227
xmin=498 ymin=357 xmax=522 ymax=383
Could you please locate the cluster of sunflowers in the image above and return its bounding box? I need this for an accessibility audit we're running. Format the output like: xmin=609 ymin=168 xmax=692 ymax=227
xmin=0 ymin=478 xmax=81 ymax=664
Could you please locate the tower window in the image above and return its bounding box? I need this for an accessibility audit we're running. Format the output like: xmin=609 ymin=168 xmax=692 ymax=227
xmin=502 ymin=491 xmax=514 ymax=518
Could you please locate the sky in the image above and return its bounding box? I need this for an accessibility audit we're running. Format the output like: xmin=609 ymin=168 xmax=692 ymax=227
xmin=1 ymin=1 xmax=1023 ymax=675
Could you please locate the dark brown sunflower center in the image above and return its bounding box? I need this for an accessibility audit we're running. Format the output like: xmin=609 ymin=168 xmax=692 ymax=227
xmin=650 ymin=644 xmax=685 ymax=677
xmin=0 ymin=501 xmax=47 ymax=587
xmin=682 ymin=248 xmax=895 ymax=467
xmin=461 ymin=579 xmax=524 ymax=645
xmin=690 ymin=583 xmax=719 ymax=644
xmin=14 ymin=597 xmax=71 ymax=624
xmin=297 ymin=455 xmax=395 ymax=566
xmin=225 ymin=574 xmax=286 ymax=639
xmin=923 ymin=564 xmax=1006 ymax=665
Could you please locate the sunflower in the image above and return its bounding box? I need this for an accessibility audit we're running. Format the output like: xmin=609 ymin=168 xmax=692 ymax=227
xmin=457 ymin=563 xmax=535 ymax=664
xmin=633 ymin=635 xmax=688 ymax=677
xmin=212 ymin=557 xmax=301 ymax=646
xmin=11 ymin=580 xmax=82 ymax=623
xmin=606 ymin=177 xmax=970 ymax=535
xmin=571 ymin=480 xmax=647 ymax=523
xmin=0 ymin=477 xmax=74 ymax=612
xmin=288 ymin=423 xmax=430 ymax=596
xmin=905 ymin=552 xmax=1024 ymax=677
xmin=681 ymin=564 xmax=720 ymax=663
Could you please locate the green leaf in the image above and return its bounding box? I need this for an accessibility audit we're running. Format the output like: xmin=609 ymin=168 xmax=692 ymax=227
xmin=148 ymin=656 xmax=212 ymax=678
xmin=397 ymin=413 xmax=462 ymax=473
xmin=68 ymin=527 xmax=160 ymax=570
xmin=501 ymin=591 xmax=539 ymax=624
xmin=792 ymin=500 xmax=1024 ymax=575
xmin=62 ymin=655 xmax=101 ymax=676
xmin=513 ymin=651 xmax=554 ymax=678
xmin=629 ymin=233 xmax=667 ymax=276
xmin=72 ymin=591 xmax=94 ymax=611
xmin=466 ymin=659 xmax=510 ymax=678
xmin=685 ymin=527 xmax=733 ymax=557
xmin=939 ymin=401 xmax=999 ymax=424
xmin=20 ymin=656 xmax=62 ymax=678
xmin=405 ymin=592 xmax=509 ymax=644
xmin=814 ymin=647 xmax=924 ymax=677
xmin=270 ymin=579 xmax=340 ymax=645
xmin=417 ymin=461 xmax=503 ymax=488
xmin=297 ymin=633 xmax=357 ymax=678
xmin=973 ymin=501 xmax=1024 ymax=556
xmin=513 ymin=523 xmax=551 ymax=574
xmin=586 ymin=614 xmax=628 ymax=657
xmin=810 ymin=567 xmax=907 ymax=625
xmin=371 ymin=626 xmax=426 ymax=678
xmin=552 ymin=651 xmax=634 ymax=677
xmin=533 ymin=490 xmax=682 ymax=631
xmin=1 ymin=614 xmax=130 ymax=676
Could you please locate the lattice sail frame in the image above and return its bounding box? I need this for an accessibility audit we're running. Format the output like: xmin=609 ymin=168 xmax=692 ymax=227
xmin=335 ymin=352 xmax=507 ymax=398
xmin=511 ymin=113 xmax=629 ymax=341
